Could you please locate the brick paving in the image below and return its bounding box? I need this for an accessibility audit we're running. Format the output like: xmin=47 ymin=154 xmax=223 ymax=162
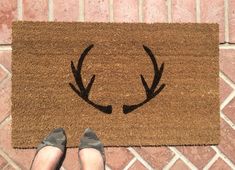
xmin=0 ymin=0 xmax=235 ymax=169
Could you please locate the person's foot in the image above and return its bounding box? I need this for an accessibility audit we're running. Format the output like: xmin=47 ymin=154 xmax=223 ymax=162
xmin=31 ymin=146 xmax=63 ymax=170
xmin=78 ymin=128 xmax=105 ymax=170
xmin=31 ymin=128 xmax=67 ymax=170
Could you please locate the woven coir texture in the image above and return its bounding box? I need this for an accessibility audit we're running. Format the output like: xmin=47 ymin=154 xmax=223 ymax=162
xmin=12 ymin=21 xmax=220 ymax=148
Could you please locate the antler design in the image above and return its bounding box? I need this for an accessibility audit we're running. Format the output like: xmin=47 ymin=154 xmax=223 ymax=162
xmin=69 ymin=44 xmax=112 ymax=114
xmin=123 ymin=45 xmax=165 ymax=114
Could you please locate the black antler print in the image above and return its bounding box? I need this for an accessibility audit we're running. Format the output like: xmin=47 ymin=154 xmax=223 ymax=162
xmin=123 ymin=45 xmax=165 ymax=114
xmin=69 ymin=44 xmax=112 ymax=114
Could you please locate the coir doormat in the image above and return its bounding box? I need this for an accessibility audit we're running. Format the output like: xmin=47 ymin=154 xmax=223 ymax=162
xmin=12 ymin=21 xmax=220 ymax=148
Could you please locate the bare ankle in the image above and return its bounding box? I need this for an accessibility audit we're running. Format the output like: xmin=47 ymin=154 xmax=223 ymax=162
xmin=31 ymin=146 xmax=63 ymax=170
xmin=79 ymin=148 xmax=104 ymax=170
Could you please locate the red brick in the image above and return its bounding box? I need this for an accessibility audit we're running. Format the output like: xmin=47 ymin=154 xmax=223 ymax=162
xmin=201 ymin=0 xmax=225 ymax=42
xmin=134 ymin=147 xmax=174 ymax=169
xmin=172 ymin=0 xmax=196 ymax=22
xmin=229 ymin=0 xmax=235 ymax=43
xmin=105 ymin=147 xmax=134 ymax=169
xmin=219 ymin=78 xmax=233 ymax=104
xmin=0 ymin=122 xmax=36 ymax=169
xmin=143 ymin=0 xmax=167 ymax=23
xmin=220 ymin=49 xmax=235 ymax=83
xmin=170 ymin=159 xmax=190 ymax=170
xmin=218 ymin=119 xmax=235 ymax=163
xmin=113 ymin=0 xmax=139 ymax=22
xmin=0 ymin=0 xmax=17 ymax=44
xmin=209 ymin=158 xmax=231 ymax=170
xmin=129 ymin=160 xmax=147 ymax=170
xmin=85 ymin=0 xmax=109 ymax=22
xmin=0 ymin=66 xmax=8 ymax=82
xmin=53 ymin=0 xmax=79 ymax=21
xmin=63 ymin=148 xmax=81 ymax=169
xmin=0 ymin=77 xmax=11 ymax=123
xmin=23 ymin=0 xmax=48 ymax=21
xmin=0 ymin=51 xmax=11 ymax=72
xmin=0 ymin=155 xmax=8 ymax=169
xmin=176 ymin=146 xmax=216 ymax=169
xmin=223 ymin=98 xmax=235 ymax=123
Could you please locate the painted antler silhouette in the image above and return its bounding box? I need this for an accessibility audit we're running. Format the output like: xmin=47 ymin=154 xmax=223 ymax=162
xmin=123 ymin=45 xmax=165 ymax=114
xmin=69 ymin=44 xmax=112 ymax=114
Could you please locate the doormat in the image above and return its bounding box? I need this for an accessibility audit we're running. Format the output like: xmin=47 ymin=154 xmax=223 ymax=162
xmin=12 ymin=21 xmax=220 ymax=148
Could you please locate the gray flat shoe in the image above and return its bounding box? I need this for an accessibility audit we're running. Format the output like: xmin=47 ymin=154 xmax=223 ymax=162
xmin=30 ymin=128 xmax=67 ymax=170
xmin=37 ymin=128 xmax=67 ymax=153
xmin=79 ymin=128 xmax=105 ymax=164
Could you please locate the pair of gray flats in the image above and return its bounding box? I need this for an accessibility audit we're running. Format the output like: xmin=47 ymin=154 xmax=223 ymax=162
xmin=31 ymin=128 xmax=105 ymax=170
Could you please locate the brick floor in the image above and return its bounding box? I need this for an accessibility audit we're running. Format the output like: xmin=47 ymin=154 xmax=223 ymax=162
xmin=0 ymin=0 xmax=17 ymax=44
xmin=143 ymin=0 xmax=168 ymax=23
xmin=129 ymin=161 xmax=147 ymax=170
xmin=53 ymin=0 xmax=79 ymax=22
xmin=134 ymin=147 xmax=174 ymax=169
xmin=0 ymin=155 xmax=8 ymax=169
xmin=0 ymin=0 xmax=235 ymax=169
xmin=172 ymin=0 xmax=196 ymax=22
xmin=220 ymin=78 xmax=233 ymax=104
xmin=23 ymin=0 xmax=48 ymax=21
xmin=229 ymin=0 xmax=235 ymax=43
xmin=209 ymin=158 xmax=232 ymax=170
xmin=220 ymin=49 xmax=235 ymax=83
xmin=105 ymin=148 xmax=134 ymax=169
xmin=223 ymin=98 xmax=235 ymax=123
xmin=0 ymin=51 xmax=12 ymax=72
xmin=201 ymin=0 xmax=225 ymax=43
xmin=84 ymin=0 xmax=109 ymax=22
xmin=113 ymin=0 xmax=139 ymax=22
xmin=170 ymin=159 xmax=190 ymax=170
xmin=176 ymin=146 xmax=216 ymax=169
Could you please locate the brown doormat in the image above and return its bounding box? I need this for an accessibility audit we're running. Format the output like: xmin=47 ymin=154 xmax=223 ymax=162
xmin=12 ymin=21 xmax=220 ymax=148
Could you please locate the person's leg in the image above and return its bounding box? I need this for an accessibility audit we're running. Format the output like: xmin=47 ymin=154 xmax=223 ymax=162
xmin=79 ymin=148 xmax=104 ymax=170
xmin=31 ymin=146 xmax=63 ymax=170
xmin=31 ymin=128 xmax=67 ymax=170
xmin=78 ymin=128 xmax=105 ymax=170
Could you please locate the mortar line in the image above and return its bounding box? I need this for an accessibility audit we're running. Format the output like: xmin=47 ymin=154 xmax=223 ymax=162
xmin=211 ymin=146 xmax=235 ymax=169
xmin=109 ymin=0 xmax=114 ymax=22
xmin=168 ymin=147 xmax=197 ymax=170
xmin=0 ymin=64 xmax=11 ymax=76
xmin=128 ymin=147 xmax=154 ymax=170
xmin=0 ymin=45 xmax=12 ymax=51
xmin=123 ymin=157 xmax=137 ymax=170
xmin=220 ymin=71 xmax=235 ymax=89
xmin=219 ymin=43 xmax=235 ymax=49
xmin=220 ymin=90 xmax=235 ymax=110
xmin=0 ymin=111 xmax=10 ymax=126
xmin=0 ymin=115 xmax=11 ymax=129
xmin=105 ymin=164 xmax=112 ymax=170
xmin=60 ymin=166 xmax=66 ymax=170
xmin=48 ymin=0 xmax=54 ymax=21
xmin=163 ymin=155 xmax=179 ymax=170
xmin=221 ymin=111 xmax=235 ymax=129
xmin=203 ymin=154 xmax=219 ymax=170
xmin=224 ymin=0 xmax=229 ymax=42
xmin=0 ymin=149 xmax=20 ymax=170
xmin=0 ymin=66 xmax=9 ymax=84
xmin=0 ymin=64 xmax=12 ymax=85
xmin=196 ymin=0 xmax=200 ymax=23
xmin=79 ymin=0 xmax=84 ymax=21
xmin=17 ymin=0 xmax=23 ymax=20
xmin=167 ymin=0 xmax=172 ymax=23
xmin=138 ymin=0 xmax=143 ymax=22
